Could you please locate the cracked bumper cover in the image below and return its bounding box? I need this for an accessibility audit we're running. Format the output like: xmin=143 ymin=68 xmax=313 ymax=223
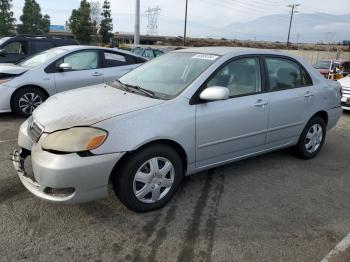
xmin=12 ymin=120 xmax=123 ymax=204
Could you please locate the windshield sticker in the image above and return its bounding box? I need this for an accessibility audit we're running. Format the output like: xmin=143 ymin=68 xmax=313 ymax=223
xmin=191 ymin=54 xmax=219 ymax=61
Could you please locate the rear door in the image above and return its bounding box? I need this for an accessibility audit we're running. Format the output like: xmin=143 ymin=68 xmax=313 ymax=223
xmin=102 ymin=50 xmax=140 ymax=81
xmin=264 ymin=56 xmax=315 ymax=146
xmin=32 ymin=40 xmax=55 ymax=54
xmin=53 ymin=49 xmax=104 ymax=93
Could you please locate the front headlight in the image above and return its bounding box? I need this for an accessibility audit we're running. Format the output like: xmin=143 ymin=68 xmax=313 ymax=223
xmin=42 ymin=127 xmax=107 ymax=153
xmin=0 ymin=78 xmax=14 ymax=84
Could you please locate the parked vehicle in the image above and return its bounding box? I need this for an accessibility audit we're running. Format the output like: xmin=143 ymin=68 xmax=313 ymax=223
xmin=12 ymin=47 xmax=342 ymax=212
xmin=0 ymin=35 xmax=79 ymax=63
xmin=313 ymin=60 xmax=350 ymax=78
xmin=338 ymin=74 xmax=350 ymax=110
xmin=0 ymin=45 xmax=147 ymax=116
xmin=131 ymin=47 xmax=164 ymax=59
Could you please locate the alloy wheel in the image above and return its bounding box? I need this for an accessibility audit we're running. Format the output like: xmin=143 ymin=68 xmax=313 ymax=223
xmin=18 ymin=93 xmax=43 ymax=115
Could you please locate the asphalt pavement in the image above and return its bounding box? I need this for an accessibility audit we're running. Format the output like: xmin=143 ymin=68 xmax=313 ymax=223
xmin=1 ymin=112 xmax=350 ymax=262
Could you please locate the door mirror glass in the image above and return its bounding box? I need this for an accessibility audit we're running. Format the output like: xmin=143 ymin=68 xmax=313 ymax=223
xmin=200 ymin=86 xmax=229 ymax=101
xmin=0 ymin=49 xmax=7 ymax=56
xmin=57 ymin=63 xmax=72 ymax=71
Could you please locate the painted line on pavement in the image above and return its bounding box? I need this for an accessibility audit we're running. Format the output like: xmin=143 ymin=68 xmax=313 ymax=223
xmin=321 ymin=232 xmax=350 ymax=262
xmin=0 ymin=139 xmax=17 ymax=144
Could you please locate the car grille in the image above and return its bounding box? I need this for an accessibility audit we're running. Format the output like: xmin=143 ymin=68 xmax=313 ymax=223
xmin=342 ymin=86 xmax=350 ymax=96
xmin=28 ymin=120 xmax=44 ymax=142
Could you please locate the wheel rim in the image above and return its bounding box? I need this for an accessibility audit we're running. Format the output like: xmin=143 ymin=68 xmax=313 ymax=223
xmin=305 ymin=123 xmax=323 ymax=154
xmin=18 ymin=93 xmax=43 ymax=115
xmin=133 ymin=157 xmax=175 ymax=204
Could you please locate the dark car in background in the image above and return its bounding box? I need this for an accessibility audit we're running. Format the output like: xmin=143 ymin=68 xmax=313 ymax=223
xmin=131 ymin=47 xmax=164 ymax=59
xmin=0 ymin=35 xmax=79 ymax=63
xmin=313 ymin=60 xmax=350 ymax=77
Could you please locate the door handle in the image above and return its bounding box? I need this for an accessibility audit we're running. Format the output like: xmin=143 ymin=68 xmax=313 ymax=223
xmin=304 ymin=91 xmax=314 ymax=98
xmin=254 ymin=99 xmax=268 ymax=107
xmin=92 ymin=72 xmax=103 ymax=77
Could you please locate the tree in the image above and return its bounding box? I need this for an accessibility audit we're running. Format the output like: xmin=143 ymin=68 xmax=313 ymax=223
xmin=69 ymin=0 xmax=93 ymax=44
xmin=17 ymin=0 xmax=50 ymax=34
xmin=89 ymin=1 xmax=102 ymax=34
xmin=99 ymin=0 xmax=113 ymax=44
xmin=0 ymin=0 xmax=16 ymax=36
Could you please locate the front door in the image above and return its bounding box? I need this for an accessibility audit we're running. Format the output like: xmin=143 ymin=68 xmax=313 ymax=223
xmin=53 ymin=50 xmax=104 ymax=93
xmin=195 ymin=57 xmax=269 ymax=168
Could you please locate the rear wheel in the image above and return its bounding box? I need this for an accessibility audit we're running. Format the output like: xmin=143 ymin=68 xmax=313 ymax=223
xmin=295 ymin=116 xmax=326 ymax=159
xmin=11 ymin=87 xmax=47 ymax=117
xmin=113 ymin=144 xmax=183 ymax=212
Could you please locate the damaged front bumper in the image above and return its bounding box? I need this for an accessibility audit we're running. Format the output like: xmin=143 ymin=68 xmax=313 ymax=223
xmin=12 ymin=119 xmax=123 ymax=204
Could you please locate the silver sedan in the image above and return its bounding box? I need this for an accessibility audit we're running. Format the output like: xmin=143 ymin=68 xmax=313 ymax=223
xmin=0 ymin=46 xmax=146 ymax=117
xmin=12 ymin=47 xmax=342 ymax=212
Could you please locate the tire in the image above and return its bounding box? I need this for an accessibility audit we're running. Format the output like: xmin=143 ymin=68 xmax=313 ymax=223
xmin=11 ymin=87 xmax=48 ymax=117
xmin=113 ymin=144 xmax=183 ymax=212
xmin=295 ymin=116 xmax=326 ymax=159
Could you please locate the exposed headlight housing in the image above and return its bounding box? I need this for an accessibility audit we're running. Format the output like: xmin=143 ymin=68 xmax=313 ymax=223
xmin=42 ymin=127 xmax=107 ymax=153
xmin=0 ymin=78 xmax=14 ymax=84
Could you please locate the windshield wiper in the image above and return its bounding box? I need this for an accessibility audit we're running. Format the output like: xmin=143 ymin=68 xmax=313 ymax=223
xmin=109 ymin=80 xmax=155 ymax=98
xmin=124 ymin=83 xmax=156 ymax=98
xmin=108 ymin=80 xmax=131 ymax=92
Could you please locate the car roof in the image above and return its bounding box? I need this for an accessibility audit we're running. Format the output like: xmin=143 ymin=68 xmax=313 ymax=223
xmin=48 ymin=45 xmax=145 ymax=57
xmin=173 ymin=46 xmax=284 ymax=56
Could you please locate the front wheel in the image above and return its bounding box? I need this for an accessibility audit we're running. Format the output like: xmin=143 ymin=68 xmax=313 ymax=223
xmin=11 ymin=87 xmax=47 ymax=117
xmin=113 ymin=145 xmax=183 ymax=212
xmin=295 ymin=116 xmax=326 ymax=159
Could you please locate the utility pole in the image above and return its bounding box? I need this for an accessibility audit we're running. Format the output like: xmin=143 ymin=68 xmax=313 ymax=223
xmin=134 ymin=0 xmax=140 ymax=45
xmin=286 ymin=4 xmax=300 ymax=48
xmin=183 ymin=0 xmax=188 ymax=46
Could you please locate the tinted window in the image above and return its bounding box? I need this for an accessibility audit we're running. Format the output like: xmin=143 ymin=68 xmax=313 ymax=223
xmin=104 ymin=51 xmax=127 ymax=67
xmin=34 ymin=41 xmax=54 ymax=52
xmin=3 ymin=41 xmax=28 ymax=54
xmin=207 ymin=57 xmax=261 ymax=97
xmin=57 ymin=51 xmax=98 ymax=70
xmin=266 ymin=57 xmax=307 ymax=91
xmin=143 ymin=49 xmax=155 ymax=58
xmin=154 ymin=50 xmax=164 ymax=57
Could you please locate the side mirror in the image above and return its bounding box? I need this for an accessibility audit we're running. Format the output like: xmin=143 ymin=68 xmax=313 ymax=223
xmin=199 ymin=86 xmax=229 ymax=101
xmin=57 ymin=63 xmax=72 ymax=72
xmin=0 ymin=49 xmax=8 ymax=57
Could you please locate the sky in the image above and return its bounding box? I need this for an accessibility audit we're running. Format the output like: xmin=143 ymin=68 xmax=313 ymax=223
xmin=11 ymin=0 xmax=350 ymax=42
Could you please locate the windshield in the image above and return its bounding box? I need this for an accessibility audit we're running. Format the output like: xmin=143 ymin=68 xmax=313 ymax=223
xmin=17 ymin=49 xmax=66 ymax=68
xmin=119 ymin=52 xmax=220 ymax=99
xmin=0 ymin=37 xmax=10 ymax=46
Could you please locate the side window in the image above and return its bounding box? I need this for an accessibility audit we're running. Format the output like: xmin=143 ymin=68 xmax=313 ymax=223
xmin=154 ymin=50 xmax=163 ymax=57
xmin=265 ymin=57 xmax=308 ymax=91
xmin=3 ymin=41 xmax=28 ymax=54
xmin=103 ymin=51 xmax=127 ymax=67
xmin=57 ymin=50 xmax=98 ymax=71
xmin=34 ymin=41 xmax=54 ymax=53
xmin=143 ymin=49 xmax=155 ymax=58
xmin=207 ymin=57 xmax=262 ymax=97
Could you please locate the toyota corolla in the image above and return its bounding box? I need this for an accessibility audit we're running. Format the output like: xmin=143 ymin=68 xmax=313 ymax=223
xmin=12 ymin=47 xmax=342 ymax=212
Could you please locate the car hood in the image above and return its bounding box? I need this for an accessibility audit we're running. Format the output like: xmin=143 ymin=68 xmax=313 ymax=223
xmin=0 ymin=63 xmax=28 ymax=75
xmin=33 ymin=84 xmax=165 ymax=132
xmin=338 ymin=76 xmax=350 ymax=87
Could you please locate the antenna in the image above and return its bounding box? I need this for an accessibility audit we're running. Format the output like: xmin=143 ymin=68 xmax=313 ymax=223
xmin=145 ymin=6 xmax=161 ymax=35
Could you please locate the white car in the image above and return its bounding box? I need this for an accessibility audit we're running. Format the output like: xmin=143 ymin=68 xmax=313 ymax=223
xmin=338 ymin=75 xmax=350 ymax=110
xmin=0 ymin=46 xmax=146 ymax=117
